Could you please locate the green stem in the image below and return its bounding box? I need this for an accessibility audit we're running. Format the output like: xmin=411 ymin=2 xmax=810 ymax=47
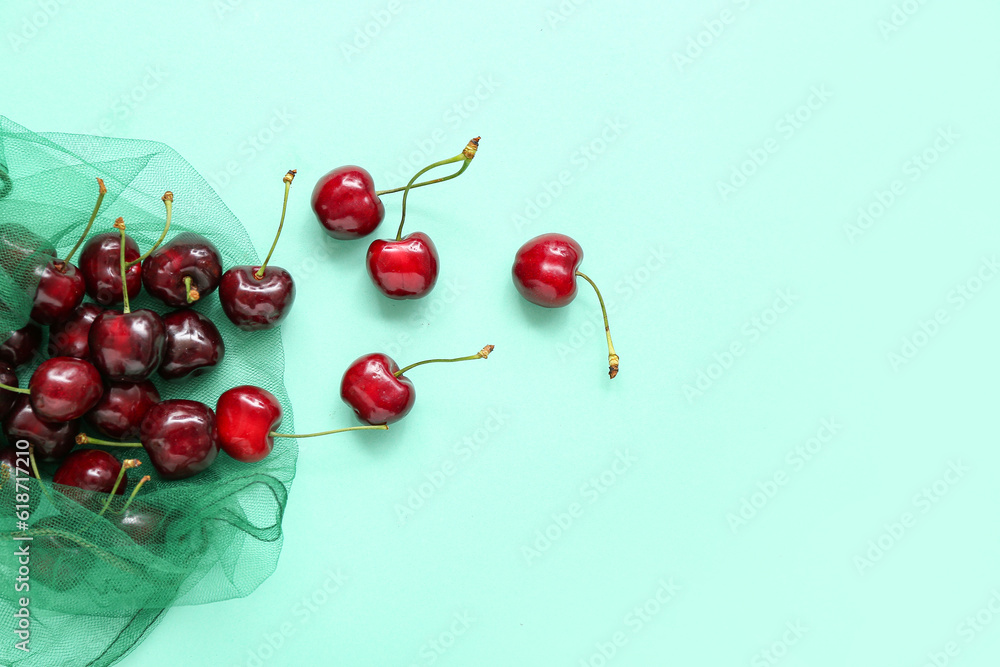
xmin=255 ymin=170 xmax=296 ymax=280
xmin=575 ymin=271 xmax=619 ymax=379
xmin=394 ymin=344 xmax=494 ymax=377
xmin=270 ymin=424 xmax=388 ymax=438
xmin=126 ymin=192 xmax=172 ymax=267
xmin=376 ymin=168 xmax=470 ymax=197
xmin=115 ymin=475 xmax=151 ymax=515
xmin=28 ymin=446 xmax=55 ymax=505
xmin=76 ymin=434 xmax=141 ymax=448
xmin=63 ymin=177 xmax=107 ymax=265
xmin=93 ymin=460 xmax=140 ymax=520
xmin=116 ymin=221 xmax=131 ymax=314
xmin=0 ymin=382 xmax=29 ymax=395
xmin=395 ymin=137 xmax=479 ymax=241
xmin=183 ymin=276 xmax=199 ymax=303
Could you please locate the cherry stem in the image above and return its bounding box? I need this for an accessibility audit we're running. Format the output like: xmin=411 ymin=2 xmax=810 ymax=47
xmin=255 ymin=170 xmax=296 ymax=280
xmin=575 ymin=271 xmax=619 ymax=379
xmin=0 ymin=382 xmax=29 ymax=395
xmin=28 ymin=445 xmax=55 ymax=505
xmin=94 ymin=459 xmax=140 ymax=519
xmin=184 ymin=275 xmax=200 ymax=303
xmin=126 ymin=191 xmax=172 ymax=267
xmin=395 ymin=137 xmax=479 ymax=241
xmin=376 ymin=167 xmax=474 ymax=197
xmin=76 ymin=433 xmax=141 ymax=448
xmin=63 ymin=177 xmax=107 ymax=265
xmin=115 ymin=475 xmax=151 ymax=515
xmin=394 ymin=344 xmax=494 ymax=377
xmin=270 ymin=424 xmax=388 ymax=438
xmin=114 ymin=218 xmax=130 ymax=314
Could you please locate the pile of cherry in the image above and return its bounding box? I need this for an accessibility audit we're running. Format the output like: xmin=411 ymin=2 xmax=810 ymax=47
xmin=0 ymin=135 xmax=618 ymax=542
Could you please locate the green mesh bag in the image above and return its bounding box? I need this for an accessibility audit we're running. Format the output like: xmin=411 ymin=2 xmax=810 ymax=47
xmin=0 ymin=115 xmax=297 ymax=666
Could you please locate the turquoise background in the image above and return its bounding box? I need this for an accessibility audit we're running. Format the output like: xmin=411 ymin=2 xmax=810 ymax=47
xmin=4 ymin=0 xmax=1000 ymax=664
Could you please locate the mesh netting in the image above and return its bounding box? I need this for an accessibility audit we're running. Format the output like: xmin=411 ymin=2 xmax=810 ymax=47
xmin=0 ymin=115 xmax=297 ymax=666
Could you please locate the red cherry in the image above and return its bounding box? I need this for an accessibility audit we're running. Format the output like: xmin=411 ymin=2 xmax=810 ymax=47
xmin=84 ymin=380 xmax=160 ymax=440
xmin=141 ymin=232 xmax=223 ymax=307
xmin=30 ymin=260 xmax=86 ymax=325
xmin=89 ymin=309 xmax=166 ymax=382
xmin=139 ymin=400 xmax=219 ymax=480
xmin=27 ymin=357 xmax=103 ymax=422
xmin=216 ymin=385 xmax=282 ymax=463
xmin=52 ymin=449 xmax=127 ymax=494
xmin=340 ymin=353 xmax=415 ymax=425
xmin=218 ymin=266 xmax=295 ymax=331
xmin=2 ymin=396 xmax=78 ymax=462
xmin=159 ymin=309 xmax=225 ymax=380
xmin=511 ymin=233 xmax=583 ymax=307
xmin=78 ymin=231 xmax=142 ymax=306
xmin=312 ymin=166 xmax=385 ymax=239
xmin=366 ymin=232 xmax=439 ymax=299
xmin=47 ymin=303 xmax=103 ymax=359
xmin=512 ymin=233 xmax=619 ymax=378
xmin=0 ymin=323 xmax=43 ymax=368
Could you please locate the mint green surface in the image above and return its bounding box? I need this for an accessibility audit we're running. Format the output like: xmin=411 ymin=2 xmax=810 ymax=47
xmin=3 ymin=1 xmax=1000 ymax=665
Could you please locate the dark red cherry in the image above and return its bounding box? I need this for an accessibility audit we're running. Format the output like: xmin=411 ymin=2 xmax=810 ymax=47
xmin=366 ymin=232 xmax=439 ymax=300
xmin=158 ymin=310 xmax=225 ymax=380
xmin=141 ymin=232 xmax=223 ymax=307
xmin=52 ymin=449 xmax=126 ymax=494
xmin=2 ymin=397 xmax=78 ymax=462
xmin=116 ymin=502 xmax=168 ymax=545
xmin=216 ymin=385 xmax=282 ymax=463
xmin=139 ymin=400 xmax=219 ymax=480
xmin=311 ymin=166 xmax=385 ymax=239
xmin=30 ymin=260 xmax=86 ymax=325
xmin=47 ymin=303 xmax=103 ymax=359
xmin=85 ymin=380 xmax=160 ymax=440
xmin=88 ymin=309 xmax=166 ymax=381
xmin=27 ymin=357 xmax=103 ymax=422
xmin=511 ymin=233 xmax=583 ymax=308
xmin=218 ymin=266 xmax=295 ymax=331
xmin=78 ymin=231 xmax=142 ymax=305
xmin=340 ymin=353 xmax=415 ymax=425
xmin=0 ymin=322 xmax=43 ymax=368
xmin=0 ymin=362 xmax=18 ymax=419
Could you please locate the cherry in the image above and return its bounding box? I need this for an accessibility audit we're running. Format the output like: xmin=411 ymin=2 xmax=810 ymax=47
xmin=141 ymin=232 xmax=223 ymax=307
xmin=0 ymin=362 xmax=18 ymax=418
xmin=0 ymin=357 xmax=103 ymax=422
xmin=159 ymin=309 xmax=225 ymax=380
xmin=85 ymin=380 xmax=160 ymax=440
xmin=219 ymin=170 xmax=296 ymax=330
xmin=216 ymin=385 xmax=386 ymax=463
xmin=29 ymin=178 xmax=107 ymax=325
xmin=88 ymin=219 xmax=166 ymax=381
xmin=366 ymin=232 xmax=439 ymax=299
xmin=512 ymin=233 xmax=620 ymax=379
xmin=78 ymin=231 xmax=142 ymax=306
xmin=47 ymin=303 xmax=103 ymax=359
xmin=340 ymin=344 xmax=493 ymax=425
xmin=116 ymin=498 xmax=167 ymax=545
xmin=0 ymin=322 xmax=42 ymax=368
xmin=139 ymin=400 xmax=219 ymax=479
xmin=365 ymin=138 xmax=479 ymax=300
xmin=312 ymin=166 xmax=386 ymax=239
xmin=52 ymin=449 xmax=128 ymax=494
xmin=2 ymin=396 xmax=78 ymax=462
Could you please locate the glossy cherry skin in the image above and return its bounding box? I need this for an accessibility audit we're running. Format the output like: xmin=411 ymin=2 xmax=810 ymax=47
xmin=0 ymin=323 xmax=42 ymax=368
xmin=47 ymin=303 xmax=103 ymax=359
xmin=159 ymin=309 xmax=225 ymax=380
xmin=0 ymin=362 xmax=18 ymax=419
xmin=511 ymin=233 xmax=584 ymax=308
xmin=117 ymin=502 xmax=168 ymax=545
xmin=141 ymin=232 xmax=223 ymax=307
xmin=216 ymin=385 xmax=282 ymax=463
xmin=2 ymin=397 xmax=78 ymax=462
xmin=53 ymin=449 xmax=126 ymax=494
xmin=140 ymin=399 xmax=219 ymax=480
xmin=340 ymin=353 xmax=415 ymax=425
xmin=78 ymin=231 xmax=142 ymax=305
xmin=366 ymin=232 xmax=439 ymax=300
xmin=218 ymin=266 xmax=295 ymax=330
xmin=30 ymin=260 xmax=86 ymax=325
xmin=28 ymin=357 xmax=103 ymax=422
xmin=311 ymin=166 xmax=385 ymax=239
xmin=89 ymin=309 xmax=166 ymax=382
xmin=85 ymin=380 xmax=160 ymax=440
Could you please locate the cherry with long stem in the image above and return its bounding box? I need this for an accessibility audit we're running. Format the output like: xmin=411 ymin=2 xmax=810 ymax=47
xmin=575 ymin=271 xmax=619 ymax=379
xmin=125 ymin=191 xmax=173 ymax=268
xmin=61 ymin=178 xmax=108 ymax=267
xmin=89 ymin=460 xmax=141 ymax=525
xmin=394 ymin=137 xmax=479 ymax=241
xmin=271 ymin=425 xmax=387 ymax=438
xmin=394 ymin=344 xmax=494 ymax=377
xmin=255 ymin=170 xmax=295 ymax=280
